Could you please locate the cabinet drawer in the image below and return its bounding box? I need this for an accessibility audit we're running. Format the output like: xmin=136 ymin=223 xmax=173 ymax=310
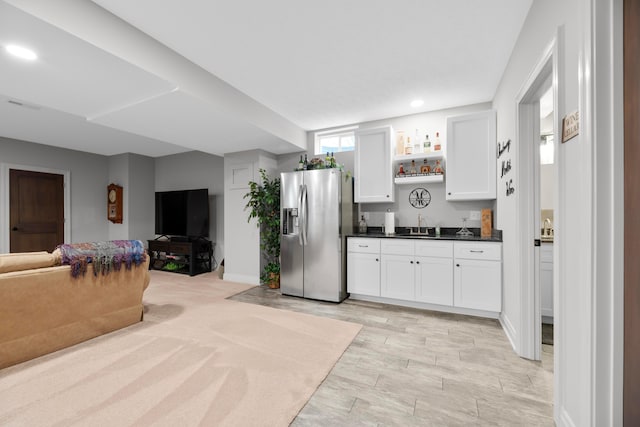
xmin=454 ymin=242 xmax=501 ymax=261
xmin=415 ymin=240 xmax=453 ymax=258
xmin=347 ymin=238 xmax=380 ymax=254
xmin=381 ymin=239 xmax=414 ymax=255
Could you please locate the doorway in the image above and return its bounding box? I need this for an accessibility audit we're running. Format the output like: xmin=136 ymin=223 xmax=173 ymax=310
xmin=10 ymin=169 xmax=64 ymax=252
xmin=515 ymin=33 xmax=561 ymax=362
xmin=0 ymin=163 xmax=71 ymax=253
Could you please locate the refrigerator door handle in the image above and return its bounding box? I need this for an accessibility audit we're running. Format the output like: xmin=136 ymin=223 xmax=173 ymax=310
xmin=298 ymin=185 xmax=304 ymax=246
xmin=302 ymin=184 xmax=308 ymax=245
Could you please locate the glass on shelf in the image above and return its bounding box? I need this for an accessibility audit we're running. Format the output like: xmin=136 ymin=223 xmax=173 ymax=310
xmin=456 ymin=218 xmax=474 ymax=237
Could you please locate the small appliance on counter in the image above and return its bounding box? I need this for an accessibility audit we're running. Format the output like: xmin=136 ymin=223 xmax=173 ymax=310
xmin=384 ymin=209 xmax=395 ymax=235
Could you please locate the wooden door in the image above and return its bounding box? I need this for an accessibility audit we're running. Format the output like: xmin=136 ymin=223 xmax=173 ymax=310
xmin=624 ymin=0 xmax=640 ymax=424
xmin=9 ymin=169 xmax=64 ymax=253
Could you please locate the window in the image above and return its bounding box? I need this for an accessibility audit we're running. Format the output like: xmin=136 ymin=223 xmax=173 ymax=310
xmin=314 ymin=126 xmax=357 ymax=155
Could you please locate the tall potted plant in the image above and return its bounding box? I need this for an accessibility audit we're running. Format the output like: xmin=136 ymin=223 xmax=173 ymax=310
xmin=244 ymin=169 xmax=281 ymax=288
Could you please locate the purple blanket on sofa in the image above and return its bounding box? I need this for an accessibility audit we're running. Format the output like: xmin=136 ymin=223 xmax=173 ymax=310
xmin=56 ymin=240 xmax=146 ymax=278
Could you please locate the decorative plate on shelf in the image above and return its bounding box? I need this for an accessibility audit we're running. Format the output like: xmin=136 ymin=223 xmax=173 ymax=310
xmin=409 ymin=188 xmax=431 ymax=209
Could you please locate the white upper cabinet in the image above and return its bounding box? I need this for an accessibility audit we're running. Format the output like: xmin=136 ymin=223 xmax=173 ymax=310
xmin=446 ymin=110 xmax=497 ymax=200
xmin=354 ymin=126 xmax=394 ymax=203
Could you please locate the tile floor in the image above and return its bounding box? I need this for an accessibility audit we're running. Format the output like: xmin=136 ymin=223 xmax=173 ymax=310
xmin=230 ymin=287 xmax=554 ymax=426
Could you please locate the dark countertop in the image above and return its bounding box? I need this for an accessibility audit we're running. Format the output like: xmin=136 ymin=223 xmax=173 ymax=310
xmin=348 ymin=227 xmax=503 ymax=242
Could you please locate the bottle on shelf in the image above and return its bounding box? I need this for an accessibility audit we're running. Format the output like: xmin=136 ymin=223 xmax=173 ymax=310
xmin=397 ymin=163 xmax=406 ymax=176
xmin=396 ymin=132 xmax=405 ymax=156
xmin=405 ymin=137 xmax=413 ymax=155
xmin=434 ymin=132 xmax=442 ymax=151
xmin=420 ymin=159 xmax=431 ymax=174
xmin=423 ymin=134 xmax=431 ymax=152
xmin=358 ymin=215 xmax=368 ymax=233
xmin=413 ymin=129 xmax=422 ymax=154
xmin=434 ymin=159 xmax=443 ymax=175
xmin=303 ymin=154 xmax=308 ymax=170
xmin=410 ymin=159 xmax=417 ymax=175
xmin=298 ymin=155 xmax=304 ymax=171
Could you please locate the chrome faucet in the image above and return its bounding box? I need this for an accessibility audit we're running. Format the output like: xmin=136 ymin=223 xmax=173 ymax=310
xmin=415 ymin=214 xmax=428 ymax=235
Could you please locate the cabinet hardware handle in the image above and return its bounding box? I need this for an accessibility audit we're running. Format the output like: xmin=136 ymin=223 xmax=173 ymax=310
xmin=386 ymin=195 xmax=389 ymax=198
xmin=410 ymin=260 xmax=414 ymax=264
xmin=11 ymin=226 xmax=18 ymax=231
xmin=376 ymin=258 xmax=379 ymax=262
xmin=470 ymin=250 xmax=484 ymax=253
xmin=448 ymin=192 xmax=452 ymax=195
xmin=456 ymin=264 xmax=460 ymax=267
xmin=358 ymin=245 xmax=369 ymax=248
xmin=416 ymin=261 xmax=420 ymax=264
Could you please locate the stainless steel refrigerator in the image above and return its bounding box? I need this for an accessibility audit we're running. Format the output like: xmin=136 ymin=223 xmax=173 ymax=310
xmin=280 ymin=168 xmax=356 ymax=302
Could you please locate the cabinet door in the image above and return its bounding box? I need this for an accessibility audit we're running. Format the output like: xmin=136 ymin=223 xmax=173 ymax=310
xmin=381 ymin=254 xmax=414 ymax=300
xmin=446 ymin=110 xmax=497 ymax=200
xmin=354 ymin=126 xmax=394 ymax=203
xmin=415 ymin=256 xmax=454 ymax=306
xmin=454 ymin=259 xmax=501 ymax=312
xmin=347 ymin=252 xmax=380 ymax=296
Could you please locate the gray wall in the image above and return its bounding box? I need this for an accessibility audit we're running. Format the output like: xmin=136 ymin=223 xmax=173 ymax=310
xmin=1 ymin=136 xmax=109 ymax=246
xmin=155 ymin=151 xmax=224 ymax=263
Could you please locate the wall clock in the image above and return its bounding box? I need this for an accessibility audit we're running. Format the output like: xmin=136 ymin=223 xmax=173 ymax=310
xmin=409 ymin=188 xmax=431 ymax=209
xmin=107 ymin=183 xmax=123 ymax=224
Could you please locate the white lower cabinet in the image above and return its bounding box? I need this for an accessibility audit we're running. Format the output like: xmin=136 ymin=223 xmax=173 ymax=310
xmin=453 ymin=242 xmax=502 ymax=312
xmin=347 ymin=238 xmax=381 ymax=296
xmin=347 ymin=237 xmax=501 ymax=317
xmin=415 ymin=256 xmax=454 ymax=305
xmin=540 ymin=243 xmax=554 ymax=319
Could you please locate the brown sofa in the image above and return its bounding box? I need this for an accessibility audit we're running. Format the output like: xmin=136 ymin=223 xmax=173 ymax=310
xmin=0 ymin=249 xmax=150 ymax=370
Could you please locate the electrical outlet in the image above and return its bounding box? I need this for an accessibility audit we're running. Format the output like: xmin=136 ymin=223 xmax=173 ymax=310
xmin=469 ymin=210 xmax=481 ymax=220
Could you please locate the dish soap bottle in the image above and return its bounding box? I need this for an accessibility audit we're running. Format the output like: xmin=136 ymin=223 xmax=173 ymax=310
xmin=358 ymin=215 xmax=368 ymax=234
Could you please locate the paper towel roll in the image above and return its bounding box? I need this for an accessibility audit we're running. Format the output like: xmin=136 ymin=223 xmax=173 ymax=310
xmin=385 ymin=211 xmax=395 ymax=235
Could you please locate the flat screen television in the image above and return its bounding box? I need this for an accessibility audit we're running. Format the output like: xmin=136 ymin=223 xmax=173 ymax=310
xmin=155 ymin=188 xmax=209 ymax=238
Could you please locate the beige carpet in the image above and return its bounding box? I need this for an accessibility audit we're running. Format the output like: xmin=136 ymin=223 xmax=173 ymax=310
xmin=0 ymin=271 xmax=362 ymax=426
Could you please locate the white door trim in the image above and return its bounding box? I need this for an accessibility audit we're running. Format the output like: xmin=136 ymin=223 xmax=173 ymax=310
xmin=0 ymin=163 xmax=71 ymax=253
xmin=583 ymin=0 xmax=624 ymax=424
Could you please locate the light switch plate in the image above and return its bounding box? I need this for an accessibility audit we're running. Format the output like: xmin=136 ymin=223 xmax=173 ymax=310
xmin=469 ymin=210 xmax=481 ymax=220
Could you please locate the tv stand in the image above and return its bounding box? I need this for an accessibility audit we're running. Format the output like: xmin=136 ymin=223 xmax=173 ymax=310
xmin=148 ymin=238 xmax=212 ymax=276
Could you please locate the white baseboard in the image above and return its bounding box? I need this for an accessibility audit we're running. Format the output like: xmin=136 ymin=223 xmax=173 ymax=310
xmin=499 ymin=312 xmax=518 ymax=353
xmin=223 ymin=273 xmax=259 ymax=286
xmin=348 ymin=294 xmax=500 ymax=319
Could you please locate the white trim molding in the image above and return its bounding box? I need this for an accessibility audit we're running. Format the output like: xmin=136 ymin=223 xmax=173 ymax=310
xmin=0 ymin=163 xmax=71 ymax=253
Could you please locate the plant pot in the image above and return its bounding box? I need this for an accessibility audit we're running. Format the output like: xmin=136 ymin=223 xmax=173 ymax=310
xmin=266 ymin=272 xmax=280 ymax=289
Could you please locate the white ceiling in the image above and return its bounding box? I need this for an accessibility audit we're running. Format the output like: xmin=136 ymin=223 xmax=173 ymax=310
xmin=0 ymin=0 xmax=532 ymax=158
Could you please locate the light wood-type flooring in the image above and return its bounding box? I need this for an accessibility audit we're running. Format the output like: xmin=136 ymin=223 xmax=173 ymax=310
xmin=230 ymin=286 xmax=554 ymax=426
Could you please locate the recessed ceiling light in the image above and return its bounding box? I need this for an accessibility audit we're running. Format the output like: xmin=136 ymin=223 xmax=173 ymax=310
xmin=410 ymin=99 xmax=424 ymax=108
xmin=5 ymin=44 xmax=37 ymax=61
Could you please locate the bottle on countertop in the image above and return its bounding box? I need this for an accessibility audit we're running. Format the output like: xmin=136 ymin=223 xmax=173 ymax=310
xmin=298 ymin=155 xmax=304 ymax=171
xmin=434 ymin=132 xmax=442 ymax=151
xmin=358 ymin=215 xmax=368 ymax=234
xmin=423 ymin=134 xmax=431 ymax=152
xmin=303 ymin=154 xmax=308 ymax=170
xmin=330 ymin=152 xmax=336 ymax=168
xmin=325 ymin=152 xmax=331 ymax=168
